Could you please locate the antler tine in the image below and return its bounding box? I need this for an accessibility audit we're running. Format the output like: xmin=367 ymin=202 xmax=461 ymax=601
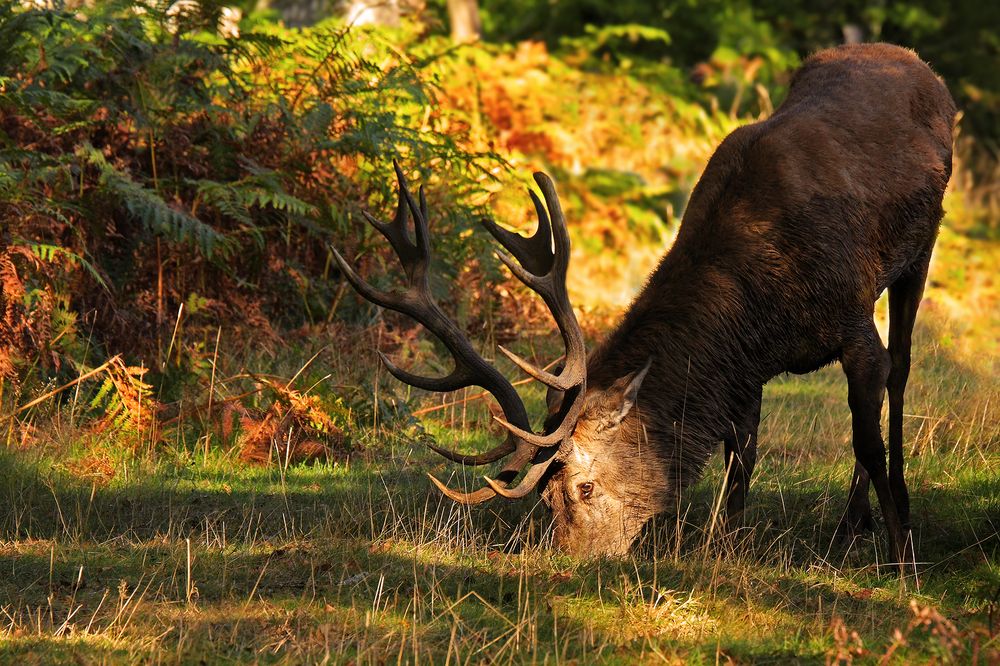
xmin=331 ymin=245 xmax=443 ymax=331
xmin=480 ymin=189 xmax=553 ymax=277
xmin=427 ymin=444 xmax=536 ymax=504
xmin=482 ymin=174 xmax=588 ymax=397
xmin=497 ymin=344 xmax=565 ymax=385
xmin=427 ymin=439 xmax=516 ymax=465
xmin=483 ymin=448 xmax=559 ymax=498
xmin=427 ymin=475 xmax=499 ymax=504
xmin=393 ymin=160 xmax=431 ymax=259
xmin=377 ymin=351 xmax=472 ymax=393
xmin=354 ymin=161 xmax=433 ymax=290
xmin=522 ymin=173 xmax=587 ymax=388
xmin=330 ymin=246 xmax=406 ymax=313
xmin=535 ymin=173 xmax=572 ymax=276
xmin=492 ymin=385 xmax=586 ymax=447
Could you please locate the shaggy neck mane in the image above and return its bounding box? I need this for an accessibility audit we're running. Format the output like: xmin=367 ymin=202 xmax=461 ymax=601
xmin=585 ymin=235 xmax=764 ymax=495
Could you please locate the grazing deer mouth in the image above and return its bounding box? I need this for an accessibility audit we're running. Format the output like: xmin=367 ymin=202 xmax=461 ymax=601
xmin=549 ymin=513 xmax=646 ymax=558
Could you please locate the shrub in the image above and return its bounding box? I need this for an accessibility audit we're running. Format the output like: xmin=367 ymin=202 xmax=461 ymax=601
xmin=0 ymin=0 xmax=500 ymax=396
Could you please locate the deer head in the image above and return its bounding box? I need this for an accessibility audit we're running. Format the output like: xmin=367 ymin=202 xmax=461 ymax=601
xmin=537 ymin=360 xmax=656 ymax=557
xmin=332 ymin=163 xmax=649 ymax=556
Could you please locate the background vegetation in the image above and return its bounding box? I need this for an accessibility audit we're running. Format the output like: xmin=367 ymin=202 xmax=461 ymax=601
xmin=1 ymin=0 xmax=997 ymax=662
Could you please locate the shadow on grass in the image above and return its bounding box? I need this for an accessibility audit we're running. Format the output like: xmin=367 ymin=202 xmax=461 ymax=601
xmin=0 ymin=444 xmax=550 ymax=554
xmin=1 ymin=402 xmax=996 ymax=580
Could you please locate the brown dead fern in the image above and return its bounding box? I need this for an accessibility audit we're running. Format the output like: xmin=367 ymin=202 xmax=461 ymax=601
xmin=237 ymin=376 xmax=346 ymax=466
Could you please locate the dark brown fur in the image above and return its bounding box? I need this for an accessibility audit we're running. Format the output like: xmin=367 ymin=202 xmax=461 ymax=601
xmin=539 ymin=44 xmax=956 ymax=562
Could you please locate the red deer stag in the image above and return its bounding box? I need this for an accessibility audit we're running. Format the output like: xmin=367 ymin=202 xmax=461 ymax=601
xmin=332 ymin=44 xmax=956 ymax=566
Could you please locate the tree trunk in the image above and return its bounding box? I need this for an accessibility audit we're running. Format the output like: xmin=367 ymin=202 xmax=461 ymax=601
xmin=447 ymin=0 xmax=480 ymax=43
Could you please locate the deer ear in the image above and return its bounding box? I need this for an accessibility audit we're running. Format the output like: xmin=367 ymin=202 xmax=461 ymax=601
xmin=612 ymin=358 xmax=652 ymax=424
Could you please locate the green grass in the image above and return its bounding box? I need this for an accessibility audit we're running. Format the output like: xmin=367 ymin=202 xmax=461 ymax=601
xmin=1 ymin=311 xmax=997 ymax=664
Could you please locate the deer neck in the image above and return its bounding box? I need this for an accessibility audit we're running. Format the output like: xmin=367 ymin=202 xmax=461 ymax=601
xmin=589 ymin=252 xmax=760 ymax=496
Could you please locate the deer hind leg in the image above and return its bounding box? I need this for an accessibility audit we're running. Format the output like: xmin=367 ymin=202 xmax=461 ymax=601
xmin=841 ymin=326 xmax=911 ymax=568
xmin=723 ymin=388 xmax=762 ymax=525
xmin=838 ymin=461 xmax=874 ymax=539
xmin=886 ymin=254 xmax=930 ymax=529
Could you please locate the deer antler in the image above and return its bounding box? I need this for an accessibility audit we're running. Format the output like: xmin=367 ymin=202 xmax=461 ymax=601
xmin=332 ymin=162 xmax=587 ymax=503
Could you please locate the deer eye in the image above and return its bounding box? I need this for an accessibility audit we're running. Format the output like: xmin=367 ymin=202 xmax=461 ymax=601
xmin=579 ymin=482 xmax=594 ymax=500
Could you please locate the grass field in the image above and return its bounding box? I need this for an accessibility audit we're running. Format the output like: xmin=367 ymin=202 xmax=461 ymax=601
xmin=2 ymin=217 xmax=998 ymax=664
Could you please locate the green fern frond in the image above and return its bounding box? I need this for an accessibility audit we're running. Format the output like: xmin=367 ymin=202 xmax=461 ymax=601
xmin=16 ymin=240 xmax=109 ymax=290
xmin=90 ymin=377 xmax=115 ymax=410
xmin=191 ymin=179 xmax=254 ymax=225
xmin=223 ymin=31 xmax=289 ymax=65
xmin=231 ymin=163 xmax=319 ymax=217
xmin=191 ymin=174 xmax=318 ymax=244
xmin=246 ymin=186 xmax=317 ymax=217
xmin=78 ymin=145 xmax=231 ymax=258
xmin=0 ymin=81 xmax=97 ymax=120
